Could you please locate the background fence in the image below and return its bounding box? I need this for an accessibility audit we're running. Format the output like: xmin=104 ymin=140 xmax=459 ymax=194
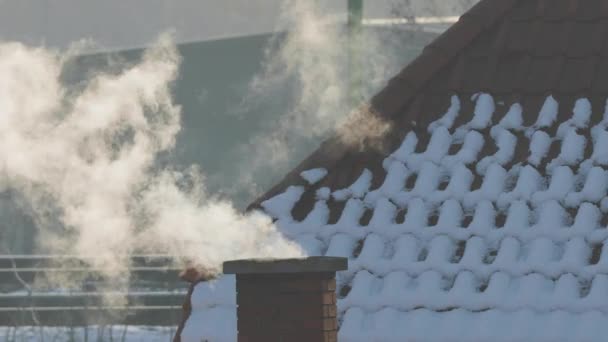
xmin=0 ymin=255 xmax=187 ymax=327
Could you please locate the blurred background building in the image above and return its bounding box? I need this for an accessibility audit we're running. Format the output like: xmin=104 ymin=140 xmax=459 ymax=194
xmin=0 ymin=0 xmax=475 ymax=253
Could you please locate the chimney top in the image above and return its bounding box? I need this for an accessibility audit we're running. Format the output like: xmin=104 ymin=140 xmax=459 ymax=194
xmin=223 ymin=256 xmax=347 ymax=274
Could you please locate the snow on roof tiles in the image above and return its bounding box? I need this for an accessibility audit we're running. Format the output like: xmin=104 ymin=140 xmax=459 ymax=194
xmin=263 ymin=93 xmax=608 ymax=340
xmin=181 ymin=0 xmax=608 ymax=340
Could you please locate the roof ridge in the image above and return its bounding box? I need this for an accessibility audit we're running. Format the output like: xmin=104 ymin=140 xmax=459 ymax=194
xmin=371 ymin=0 xmax=520 ymax=119
xmin=248 ymin=0 xmax=521 ymax=210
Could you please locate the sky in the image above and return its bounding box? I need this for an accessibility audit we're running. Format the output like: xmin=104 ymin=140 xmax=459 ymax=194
xmin=0 ymin=0 xmax=472 ymax=52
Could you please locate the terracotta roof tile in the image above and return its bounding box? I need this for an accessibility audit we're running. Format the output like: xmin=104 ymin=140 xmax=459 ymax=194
xmin=530 ymin=21 xmax=569 ymax=57
xmin=522 ymin=56 xmax=563 ymax=93
xmin=591 ymin=60 xmax=608 ymax=93
xmin=553 ymin=94 xmax=578 ymax=126
xmin=519 ymin=94 xmax=547 ymax=125
xmin=500 ymin=20 xmax=535 ymax=53
xmin=510 ymin=0 xmax=540 ymax=21
xmin=565 ymin=20 xmax=608 ymax=57
xmin=394 ymin=94 xmax=425 ymax=128
xmin=423 ymin=65 xmax=453 ymax=94
xmin=557 ymin=57 xmax=598 ymax=94
xmin=451 ymin=55 xmax=492 ymax=93
xmin=574 ymin=0 xmax=608 ymax=21
xmin=426 ymin=19 xmax=482 ymax=54
xmin=418 ymin=94 xmax=454 ymax=127
xmin=465 ymin=25 xmax=502 ymax=57
xmin=461 ymin=0 xmax=519 ymax=28
xmin=489 ymin=52 xmax=527 ymax=94
xmin=395 ymin=49 xmax=452 ymax=90
xmin=370 ymin=79 xmax=415 ymax=119
xmin=538 ymin=0 xmax=578 ymax=21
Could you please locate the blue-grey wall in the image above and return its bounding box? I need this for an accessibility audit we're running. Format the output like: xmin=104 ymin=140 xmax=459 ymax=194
xmin=2 ymin=28 xmax=436 ymax=253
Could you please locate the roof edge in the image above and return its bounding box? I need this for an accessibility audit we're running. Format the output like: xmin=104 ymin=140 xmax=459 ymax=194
xmin=371 ymin=0 xmax=519 ymax=118
xmin=247 ymin=0 xmax=521 ymax=211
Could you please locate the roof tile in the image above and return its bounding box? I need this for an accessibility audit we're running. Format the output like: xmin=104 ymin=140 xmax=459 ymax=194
xmin=370 ymin=80 xmax=415 ymax=118
xmin=489 ymin=52 xmax=527 ymax=94
xmin=591 ymin=61 xmax=608 ymax=94
xmin=522 ymin=56 xmax=563 ymax=93
xmin=509 ymin=0 xmax=540 ymax=21
xmin=538 ymin=0 xmax=578 ymax=21
xmin=566 ymin=21 xmax=608 ymax=57
xmin=423 ymin=65 xmax=454 ymax=95
xmin=520 ymin=94 xmax=547 ymax=125
xmin=499 ymin=20 xmax=535 ymax=53
xmin=574 ymin=0 xmax=608 ymax=21
xmin=456 ymin=56 xmax=491 ymax=93
xmin=557 ymin=57 xmax=598 ymax=94
xmin=397 ymin=49 xmax=452 ymax=89
xmin=530 ymin=21 xmax=569 ymax=57
xmin=426 ymin=19 xmax=483 ymax=55
xmin=461 ymin=0 xmax=519 ymax=28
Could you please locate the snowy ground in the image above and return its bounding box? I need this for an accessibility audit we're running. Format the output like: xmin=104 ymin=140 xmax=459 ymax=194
xmin=0 ymin=326 xmax=177 ymax=342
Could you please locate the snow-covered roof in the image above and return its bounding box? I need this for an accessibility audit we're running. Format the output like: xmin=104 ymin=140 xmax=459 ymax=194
xmin=179 ymin=0 xmax=608 ymax=340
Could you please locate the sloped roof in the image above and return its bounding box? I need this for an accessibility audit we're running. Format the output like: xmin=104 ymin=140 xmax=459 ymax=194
xmin=180 ymin=0 xmax=608 ymax=340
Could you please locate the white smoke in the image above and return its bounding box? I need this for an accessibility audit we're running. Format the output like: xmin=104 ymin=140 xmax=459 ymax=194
xmin=0 ymin=34 xmax=304 ymax=282
xmin=232 ymin=1 xmax=417 ymax=198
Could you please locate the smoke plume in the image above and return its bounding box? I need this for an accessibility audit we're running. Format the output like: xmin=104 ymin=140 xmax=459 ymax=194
xmin=232 ymin=0 xmax=425 ymax=198
xmin=0 ymin=34 xmax=303 ymax=284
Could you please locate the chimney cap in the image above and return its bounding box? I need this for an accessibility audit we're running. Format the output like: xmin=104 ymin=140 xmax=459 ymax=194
xmin=222 ymin=256 xmax=348 ymax=274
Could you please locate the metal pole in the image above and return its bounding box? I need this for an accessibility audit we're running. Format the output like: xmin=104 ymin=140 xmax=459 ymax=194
xmin=347 ymin=0 xmax=364 ymax=108
xmin=348 ymin=0 xmax=363 ymax=27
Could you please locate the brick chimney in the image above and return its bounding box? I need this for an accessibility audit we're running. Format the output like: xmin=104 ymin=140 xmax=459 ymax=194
xmin=223 ymin=257 xmax=348 ymax=342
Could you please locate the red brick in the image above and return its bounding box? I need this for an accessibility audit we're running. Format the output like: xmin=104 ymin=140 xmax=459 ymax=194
xmin=238 ymin=303 xmax=336 ymax=319
xmin=237 ymin=277 xmax=336 ymax=294
xmin=237 ymin=291 xmax=336 ymax=307
xmin=239 ymin=330 xmax=337 ymax=342
xmin=239 ymin=317 xmax=337 ymax=332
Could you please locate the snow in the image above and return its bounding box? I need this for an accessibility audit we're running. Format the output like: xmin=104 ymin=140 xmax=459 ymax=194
xmin=442 ymin=130 xmax=484 ymax=168
xmin=316 ymin=186 xmax=331 ymax=200
xmin=184 ymin=95 xmax=608 ymax=341
xmin=453 ymin=93 xmax=495 ymax=140
xmin=470 ymin=93 xmax=495 ymax=129
xmin=0 ymin=326 xmax=176 ymax=342
xmin=405 ymin=126 xmax=452 ymax=171
xmin=590 ymin=129 xmax=608 ymax=165
xmin=497 ymin=165 xmax=542 ymax=208
xmin=428 ymin=95 xmax=461 ymax=132
xmin=547 ymin=129 xmax=586 ymax=170
xmin=300 ymin=168 xmax=327 ymax=184
xmin=534 ymin=95 xmax=559 ymax=128
xmin=532 ymin=166 xmax=574 ymax=204
xmin=528 ymin=130 xmax=552 ymax=166
xmin=565 ymin=167 xmax=608 ymax=207
xmin=365 ymin=160 xmax=408 ymax=205
xmin=498 ymin=103 xmax=523 ymax=129
xmin=476 ymin=128 xmax=516 ymax=174
xmin=179 ymin=277 xmax=238 ymax=342
xmin=261 ymin=185 xmax=304 ymax=219
xmin=556 ymin=98 xmax=591 ymax=139
xmin=463 ymin=163 xmax=507 ymax=208
xmin=333 ymin=169 xmax=372 ymax=200
xmin=181 ymin=306 xmax=236 ymax=342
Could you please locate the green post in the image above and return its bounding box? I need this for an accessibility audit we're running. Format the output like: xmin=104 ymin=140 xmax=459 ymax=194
xmin=348 ymin=0 xmax=363 ymax=27
xmin=347 ymin=0 xmax=363 ymax=108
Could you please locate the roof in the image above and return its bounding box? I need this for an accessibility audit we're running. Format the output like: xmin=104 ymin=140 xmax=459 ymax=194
xmin=180 ymin=0 xmax=608 ymax=340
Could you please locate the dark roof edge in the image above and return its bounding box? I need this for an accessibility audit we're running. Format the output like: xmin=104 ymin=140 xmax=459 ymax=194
xmin=247 ymin=0 xmax=520 ymax=211
xmin=371 ymin=0 xmax=519 ymax=118
xmin=247 ymin=135 xmax=348 ymax=211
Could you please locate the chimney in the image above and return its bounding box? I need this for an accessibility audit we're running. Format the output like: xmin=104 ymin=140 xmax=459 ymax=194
xmin=223 ymin=257 xmax=348 ymax=342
